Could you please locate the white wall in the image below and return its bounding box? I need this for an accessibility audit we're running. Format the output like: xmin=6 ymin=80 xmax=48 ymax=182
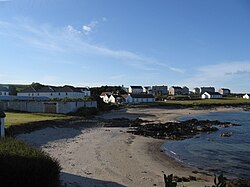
xmin=18 ymin=91 xmax=90 ymax=99
xmin=127 ymin=95 xmax=155 ymax=103
xmin=3 ymin=101 xmax=97 ymax=114
xmin=0 ymin=91 xmax=9 ymax=96
xmin=128 ymin=87 xmax=143 ymax=93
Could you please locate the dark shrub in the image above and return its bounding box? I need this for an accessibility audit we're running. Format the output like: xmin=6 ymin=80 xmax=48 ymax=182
xmin=0 ymin=138 xmax=61 ymax=187
xmin=68 ymin=107 xmax=99 ymax=117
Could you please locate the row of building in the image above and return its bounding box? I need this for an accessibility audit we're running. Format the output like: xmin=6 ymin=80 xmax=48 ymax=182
xmin=0 ymin=85 xmax=90 ymax=100
xmin=123 ymin=85 xmax=231 ymax=96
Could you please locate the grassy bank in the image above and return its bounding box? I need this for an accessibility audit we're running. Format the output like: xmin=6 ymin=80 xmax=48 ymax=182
xmin=5 ymin=112 xmax=73 ymax=128
xmin=127 ymin=98 xmax=250 ymax=108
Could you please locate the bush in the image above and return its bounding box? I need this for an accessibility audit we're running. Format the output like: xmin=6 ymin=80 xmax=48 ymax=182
xmin=68 ymin=107 xmax=99 ymax=117
xmin=0 ymin=138 xmax=61 ymax=187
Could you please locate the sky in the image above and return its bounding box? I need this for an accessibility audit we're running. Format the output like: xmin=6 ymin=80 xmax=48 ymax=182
xmin=0 ymin=0 xmax=250 ymax=92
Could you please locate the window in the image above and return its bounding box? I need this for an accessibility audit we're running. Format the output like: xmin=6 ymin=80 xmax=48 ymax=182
xmin=66 ymin=93 xmax=68 ymax=95
xmin=51 ymin=93 xmax=53 ymax=96
xmin=58 ymin=93 xmax=60 ymax=95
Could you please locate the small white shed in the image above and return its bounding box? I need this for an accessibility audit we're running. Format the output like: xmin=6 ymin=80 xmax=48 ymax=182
xmin=243 ymin=94 xmax=250 ymax=99
xmin=201 ymin=92 xmax=222 ymax=99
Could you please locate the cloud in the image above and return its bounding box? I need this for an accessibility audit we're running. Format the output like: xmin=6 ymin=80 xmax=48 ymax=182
xmin=66 ymin=25 xmax=81 ymax=35
xmin=0 ymin=18 xmax=182 ymax=73
xmin=182 ymin=61 xmax=250 ymax=88
xmin=82 ymin=20 xmax=99 ymax=35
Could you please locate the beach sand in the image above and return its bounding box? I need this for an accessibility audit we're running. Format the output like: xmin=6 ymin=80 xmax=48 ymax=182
xmin=17 ymin=107 xmax=241 ymax=187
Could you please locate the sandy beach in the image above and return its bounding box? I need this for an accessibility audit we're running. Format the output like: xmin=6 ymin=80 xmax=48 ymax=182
xmin=17 ymin=107 xmax=241 ymax=187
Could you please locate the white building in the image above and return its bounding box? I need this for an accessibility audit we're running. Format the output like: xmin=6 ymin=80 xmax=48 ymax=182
xmin=243 ymin=94 xmax=250 ymax=99
xmin=128 ymin=86 xmax=143 ymax=93
xmin=100 ymin=92 xmax=112 ymax=103
xmin=126 ymin=94 xmax=155 ymax=103
xmin=201 ymin=92 xmax=222 ymax=99
xmin=0 ymin=87 xmax=9 ymax=96
xmin=218 ymin=88 xmax=231 ymax=96
xmin=193 ymin=87 xmax=201 ymax=94
xmin=18 ymin=85 xmax=90 ymax=99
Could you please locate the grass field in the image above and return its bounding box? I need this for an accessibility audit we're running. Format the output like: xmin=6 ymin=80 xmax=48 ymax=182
xmin=4 ymin=112 xmax=72 ymax=128
xmin=127 ymin=97 xmax=250 ymax=108
xmin=162 ymin=97 xmax=250 ymax=106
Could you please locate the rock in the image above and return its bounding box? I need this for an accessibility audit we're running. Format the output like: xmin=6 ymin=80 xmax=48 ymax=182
xmin=221 ymin=132 xmax=232 ymax=137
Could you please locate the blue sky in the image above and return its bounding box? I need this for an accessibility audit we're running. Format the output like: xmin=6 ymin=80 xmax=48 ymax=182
xmin=0 ymin=0 xmax=250 ymax=92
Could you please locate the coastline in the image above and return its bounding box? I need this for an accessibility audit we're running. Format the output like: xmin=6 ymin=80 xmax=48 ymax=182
xmin=17 ymin=107 xmax=243 ymax=187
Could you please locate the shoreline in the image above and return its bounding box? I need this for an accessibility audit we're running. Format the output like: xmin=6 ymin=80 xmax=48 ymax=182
xmin=17 ymin=107 xmax=243 ymax=187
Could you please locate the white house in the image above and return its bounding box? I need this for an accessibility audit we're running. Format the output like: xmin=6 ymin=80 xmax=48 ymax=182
xmin=100 ymin=92 xmax=112 ymax=103
xmin=126 ymin=94 xmax=155 ymax=103
xmin=0 ymin=87 xmax=9 ymax=96
xmin=18 ymin=85 xmax=91 ymax=99
xmin=218 ymin=88 xmax=231 ymax=96
xmin=128 ymin=86 xmax=143 ymax=93
xmin=243 ymin=94 xmax=250 ymax=99
xmin=201 ymin=92 xmax=222 ymax=99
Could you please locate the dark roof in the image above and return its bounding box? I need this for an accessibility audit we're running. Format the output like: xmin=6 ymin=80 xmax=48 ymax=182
xmin=130 ymin=86 xmax=143 ymax=89
xmin=100 ymin=92 xmax=112 ymax=96
xmin=171 ymin=86 xmax=182 ymax=89
xmin=19 ymin=86 xmax=38 ymax=93
xmin=19 ymin=85 xmax=89 ymax=93
xmin=220 ymin=88 xmax=230 ymax=91
xmin=205 ymin=92 xmax=222 ymax=96
xmin=130 ymin=94 xmax=155 ymax=98
xmin=0 ymin=87 xmax=9 ymax=92
xmin=0 ymin=110 xmax=5 ymax=118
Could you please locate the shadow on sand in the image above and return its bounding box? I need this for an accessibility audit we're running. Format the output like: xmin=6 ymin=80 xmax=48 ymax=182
xmin=17 ymin=126 xmax=84 ymax=147
xmin=60 ymin=172 xmax=126 ymax=187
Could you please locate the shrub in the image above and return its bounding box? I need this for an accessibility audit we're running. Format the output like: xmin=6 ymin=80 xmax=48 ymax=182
xmin=68 ymin=107 xmax=99 ymax=117
xmin=0 ymin=138 xmax=61 ymax=187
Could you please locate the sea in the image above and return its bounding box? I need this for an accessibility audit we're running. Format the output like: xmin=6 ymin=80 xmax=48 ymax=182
xmin=161 ymin=111 xmax=250 ymax=179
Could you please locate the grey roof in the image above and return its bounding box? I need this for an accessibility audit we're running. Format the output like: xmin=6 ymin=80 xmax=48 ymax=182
xmin=0 ymin=87 xmax=9 ymax=92
xmin=205 ymin=92 xmax=222 ymax=96
xmin=19 ymin=85 xmax=89 ymax=93
xmin=130 ymin=94 xmax=155 ymax=98
xmin=19 ymin=86 xmax=38 ymax=93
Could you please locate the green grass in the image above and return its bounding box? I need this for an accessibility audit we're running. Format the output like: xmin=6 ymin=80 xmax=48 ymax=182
xmin=164 ymin=97 xmax=250 ymax=105
xmin=126 ymin=97 xmax=250 ymax=108
xmin=162 ymin=97 xmax=250 ymax=106
xmin=5 ymin=112 xmax=72 ymax=128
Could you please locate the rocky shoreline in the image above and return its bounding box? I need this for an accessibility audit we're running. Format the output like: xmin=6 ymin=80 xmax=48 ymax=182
xmin=101 ymin=117 xmax=240 ymax=140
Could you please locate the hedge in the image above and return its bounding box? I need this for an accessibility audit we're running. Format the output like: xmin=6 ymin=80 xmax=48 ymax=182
xmin=0 ymin=138 xmax=61 ymax=187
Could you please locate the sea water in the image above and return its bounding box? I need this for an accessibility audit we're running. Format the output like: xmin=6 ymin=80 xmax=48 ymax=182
xmin=161 ymin=111 xmax=250 ymax=179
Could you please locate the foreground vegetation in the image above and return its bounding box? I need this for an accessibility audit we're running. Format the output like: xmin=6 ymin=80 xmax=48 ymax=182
xmin=0 ymin=138 xmax=61 ymax=187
